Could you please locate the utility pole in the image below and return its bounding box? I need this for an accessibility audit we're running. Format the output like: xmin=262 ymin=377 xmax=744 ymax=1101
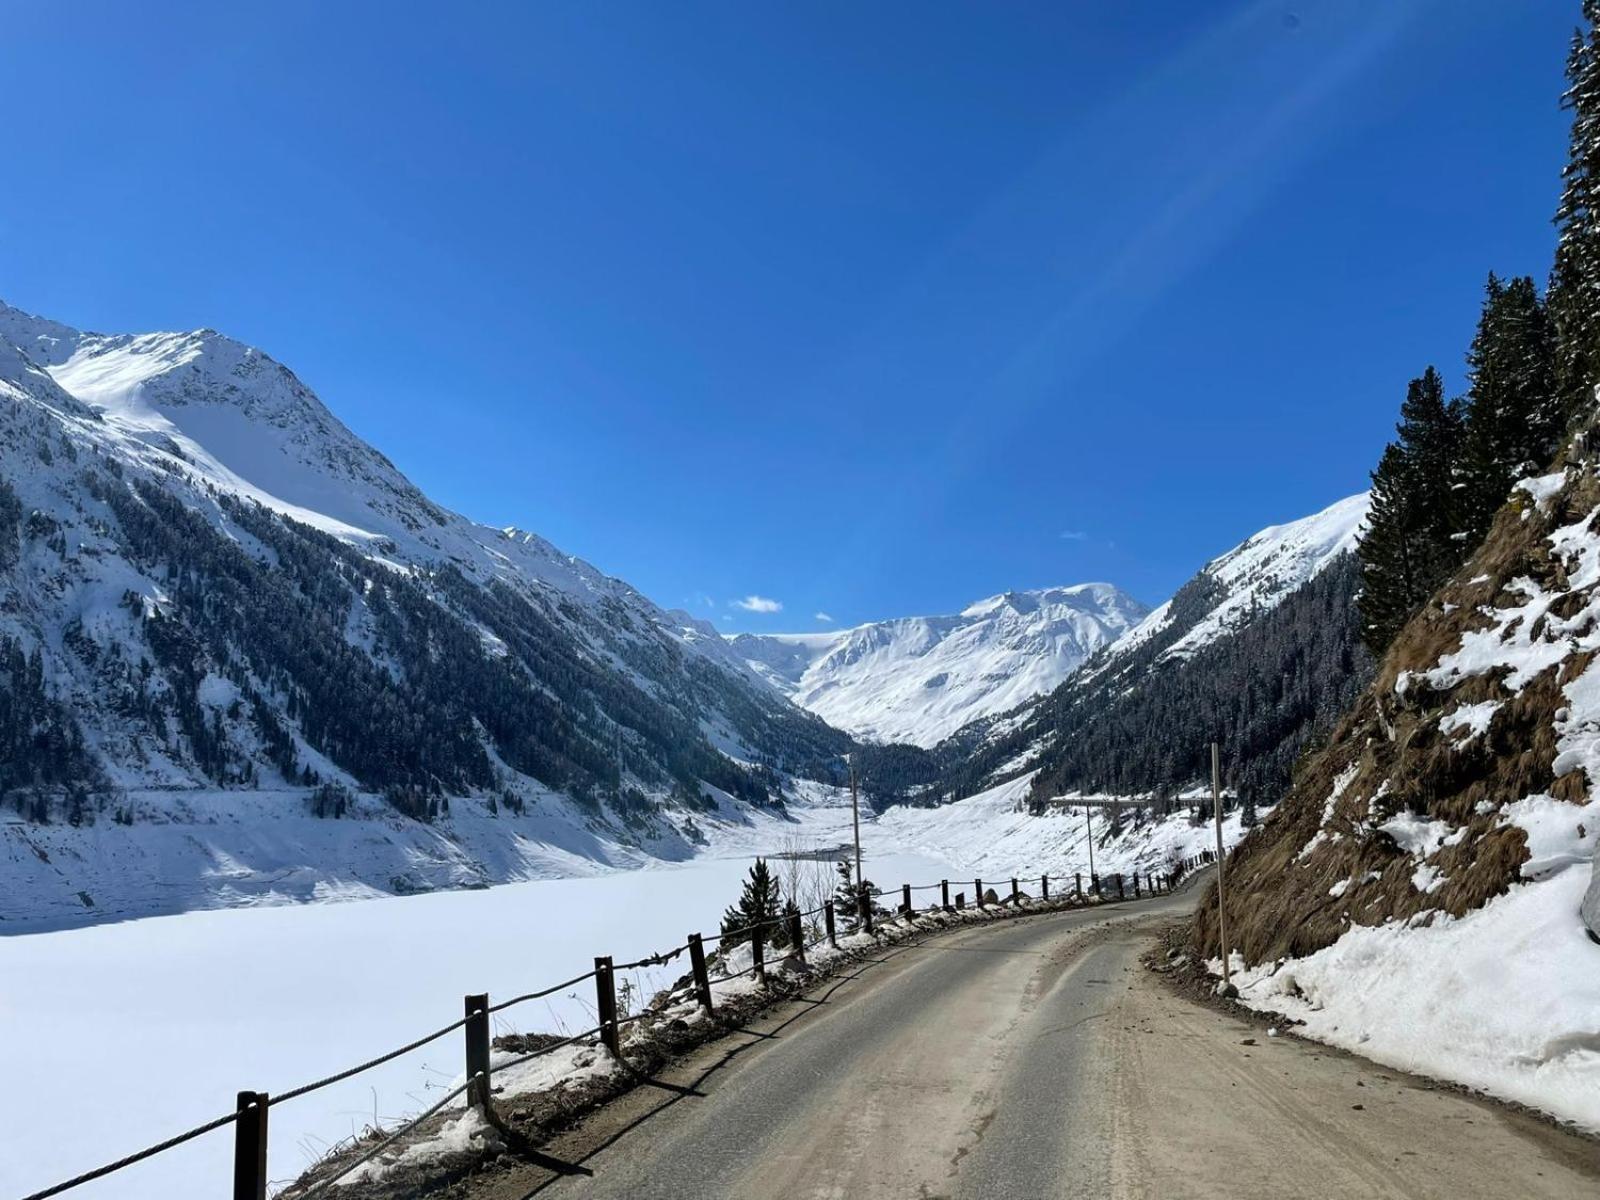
xmin=848 ymin=753 xmax=862 ymax=894
xmin=1212 ymin=742 xmax=1232 ymax=992
xmin=1083 ymin=802 xmax=1095 ymax=884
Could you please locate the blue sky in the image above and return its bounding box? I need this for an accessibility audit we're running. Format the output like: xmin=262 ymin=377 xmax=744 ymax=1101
xmin=0 ymin=1 xmax=1577 ymax=629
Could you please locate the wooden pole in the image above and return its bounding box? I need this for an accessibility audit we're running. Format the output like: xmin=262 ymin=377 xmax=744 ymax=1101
xmin=233 ymin=1091 xmax=268 ymax=1200
xmin=787 ymin=909 xmax=806 ymax=964
xmin=465 ymin=993 xmax=492 ymax=1114
xmin=975 ymin=878 xmax=985 ymax=908
xmin=1083 ymin=804 xmax=1095 ymax=881
xmin=688 ymin=933 xmax=714 ymax=1014
xmin=1042 ymin=874 xmax=1050 ymax=901
xmin=595 ymin=957 xmax=620 ymax=1056
xmin=941 ymin=879 xmax=950 ymax=910
xmin=902 ymin=883 xmax=912 ymax=916
xmin=824 ymin=900 xmax=837 ymax=948
xmin=1213 ymin=741 xmax=1232 ymax=991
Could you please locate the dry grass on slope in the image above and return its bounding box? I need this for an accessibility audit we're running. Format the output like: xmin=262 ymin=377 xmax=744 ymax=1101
xmin=1195 ymin=428 xmax=1600 ymax=966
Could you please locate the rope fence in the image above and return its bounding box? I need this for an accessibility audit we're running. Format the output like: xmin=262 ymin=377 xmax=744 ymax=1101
xmin=19 ymin=857 xmax=1197 ymax=1200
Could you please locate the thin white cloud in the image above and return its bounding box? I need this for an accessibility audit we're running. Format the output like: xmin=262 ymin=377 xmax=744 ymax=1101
xmin=814 ymin=612 xmax=834 ymax=623
xmin=1059 ymin=530 xmax=1089 ymax=541
xmin=735 ymin=595 xmax=784 ymax=614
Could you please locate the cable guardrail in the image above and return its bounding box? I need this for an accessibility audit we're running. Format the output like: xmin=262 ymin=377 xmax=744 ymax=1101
xmin=486 ymin=968 xmax=601 ymax=1015
xmin=268 ymin=1011 xmax=479 ymax=1108
xmin=20 ymin=860 xmax=1184 ymax=1200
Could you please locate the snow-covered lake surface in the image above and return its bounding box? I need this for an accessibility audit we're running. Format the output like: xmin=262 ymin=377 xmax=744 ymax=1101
xmin=0 ymin=794 xmax=968 ymax=1199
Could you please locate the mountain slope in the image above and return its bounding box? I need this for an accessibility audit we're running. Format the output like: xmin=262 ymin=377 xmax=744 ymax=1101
xmin=1195 ymin=438 xmax=1600 ymax=1133
xmin=730 ymin=583 xmax=1148 ymax=747
xmin=0 ymin=300 xmax=850 ymax=925
xmin=889 ymin=493 xmax=1373 ymax=810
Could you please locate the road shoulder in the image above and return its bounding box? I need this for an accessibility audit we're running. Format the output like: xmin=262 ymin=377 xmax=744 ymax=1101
xmin=1100 ymin=922 xmax=1600 ymax=1199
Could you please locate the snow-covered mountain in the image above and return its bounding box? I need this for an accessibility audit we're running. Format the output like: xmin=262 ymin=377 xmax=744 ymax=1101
xmin=0 ymin=299 xmax=850 ymax=927
xmin=1103 ymin=491 xmax=1369 ymax=669
xmin=730 ymin=583 xmax=1149 ymax=747
xmin=928 ymin=492 xmax=1373 ymax=809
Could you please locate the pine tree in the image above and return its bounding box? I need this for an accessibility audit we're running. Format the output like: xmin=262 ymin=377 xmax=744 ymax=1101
xmin=1356 ymin=369 xmax=1466 ymax=655
xmin=1462 ymin=275 xmax=1558 ymax=541
xmin=720 ymin=858 xmax=784 ymax=950
xmin=832 ymin=857 xmax=877 ymax=929
xmin=1358 ymin=445 xmax=1419 ymax=654
xmin=1550 ymin=4 xmax=1600 ymax=425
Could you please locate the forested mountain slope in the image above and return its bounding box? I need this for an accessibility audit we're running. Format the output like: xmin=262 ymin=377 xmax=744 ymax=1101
xmin=0 ymin=300 xmax=850 ymax=925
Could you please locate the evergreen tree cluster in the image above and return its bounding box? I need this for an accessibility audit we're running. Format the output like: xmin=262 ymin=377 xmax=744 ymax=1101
xmin=0 ymin=634 xmax=101 ymax=815
xmin=1361 ymin=4 xmax=1600 ymax=654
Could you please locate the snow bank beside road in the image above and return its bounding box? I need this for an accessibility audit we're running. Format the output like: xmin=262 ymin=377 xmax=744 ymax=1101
xmin=1226 ymin=866 xmax=1600 ymax=1133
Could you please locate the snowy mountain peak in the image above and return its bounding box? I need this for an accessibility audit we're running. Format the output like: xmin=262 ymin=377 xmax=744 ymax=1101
xmin=959 ymin=582 xmax=1141 ymax=621
xmin=1109 ymin=492 xmax=1369 ymax=666
xmin=0 ymin=299 xmax=83 ymax=368
xmin=732 ymin=583 xmax=1149 ymax=747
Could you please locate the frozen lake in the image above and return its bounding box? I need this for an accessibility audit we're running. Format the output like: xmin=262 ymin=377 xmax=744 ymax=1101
xmin=1 ymin=825 xmax=960 ymax=1200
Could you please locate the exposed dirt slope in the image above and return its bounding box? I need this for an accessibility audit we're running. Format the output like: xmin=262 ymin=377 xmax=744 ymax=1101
xmin=1196 ymin=423 xmax=1600 ymax=964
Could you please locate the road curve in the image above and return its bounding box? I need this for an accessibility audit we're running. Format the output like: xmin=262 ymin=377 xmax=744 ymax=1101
xmin=474 ymin=888 xmax=1600 ymax=1200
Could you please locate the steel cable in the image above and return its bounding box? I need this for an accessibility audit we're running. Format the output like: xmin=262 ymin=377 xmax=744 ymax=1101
xmin=271 ymin=1012 xmax=478 ymax=1107
xmin=16 ymin=1106 xmax=243 ymax=1200
xmin=487 ymin=970 xmax=598 ymax=1014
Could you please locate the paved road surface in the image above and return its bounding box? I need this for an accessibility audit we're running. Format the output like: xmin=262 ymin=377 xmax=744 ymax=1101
xmin=474 ymin=888 xmax=1600 ymax=1199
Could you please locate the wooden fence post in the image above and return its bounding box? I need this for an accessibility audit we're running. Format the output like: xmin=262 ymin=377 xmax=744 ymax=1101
xmin=233 ymin=1091 xmax=268 ymax=1200
xmin=595 ymin=956 xmax=619 ymax=1056
xmin=788 ymin=910 xmax=806 ymax=964
xmin=752 ymin=923 xmax=767 ymax=983
xmin=902 ymin=883 xmax=912 ymax=915
xmin=688 ymin=933 xmax=714 ymax=1014
xmin=1133 ymin=873 xmax=1141 ymax=898
xmin=1075 ymin=872 xmax=1082 ymax=899
xmin=1116 ymin=873 xmax=1125 ymax=901
xmin=1011 ymin=877 xmax=1019 ymax=905
xmin=955 ymin=891 xmax=965 ymax=910
xmin=465 ymin=993 xmax=492 ymax=1113
xmin=975 ymin=878 xmax=985 ymax=908
xmin=824 ymin=900 xmax=837 ymax=947
xmin=859 ymin=884 xmax=874 ymax=934
xmin=1042 ymin=874 xmax=1050 ymax=901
